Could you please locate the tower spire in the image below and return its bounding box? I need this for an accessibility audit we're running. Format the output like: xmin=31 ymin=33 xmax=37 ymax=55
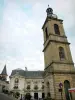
xmin=1 ymin=65 xmax=7 ymax=75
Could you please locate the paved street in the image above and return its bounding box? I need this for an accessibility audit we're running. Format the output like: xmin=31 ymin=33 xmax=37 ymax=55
xmin=0 ymin=93 xmax=17 ymax=100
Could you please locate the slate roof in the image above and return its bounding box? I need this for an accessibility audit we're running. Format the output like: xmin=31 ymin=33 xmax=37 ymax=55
xmin=11 ymin=69 xmax=25 ymax=76
xmin=1 ymin=65 xmax=7 ymax=75
xmin=25 ymin=71 xmax=44 ymax=78
xmin=10 ymin=69 xmax=44 ymax=78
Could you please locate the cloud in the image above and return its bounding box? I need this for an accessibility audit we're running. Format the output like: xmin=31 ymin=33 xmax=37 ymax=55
xmin=0 ymin=0 xmax=75 ymax=78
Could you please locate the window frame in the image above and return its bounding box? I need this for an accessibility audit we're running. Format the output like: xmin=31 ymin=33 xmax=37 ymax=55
xmin=59 ymin=47 xmax=65 ymax=60
xmin=54 ymin=24 xmax=60 ymax=35
xmin=15 ymin=78 xmax=19 ymax=83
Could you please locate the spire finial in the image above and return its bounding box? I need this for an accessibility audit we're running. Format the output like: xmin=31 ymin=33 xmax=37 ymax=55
xmin=1 ymin=64 xmax=7 ymax=75
xmin=46 ymin=5 xmax=53 ymax=17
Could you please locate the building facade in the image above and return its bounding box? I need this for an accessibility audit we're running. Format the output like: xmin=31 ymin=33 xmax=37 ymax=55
xmin=0 ymin=65 xmax=9 ymax=92
xmin=42 ymin=6 xmax=75 ymax=100
xmin=9 ymin=6 xmax=75 ymax=100
xmin=9 ymin=68 xmax=44 ymax=99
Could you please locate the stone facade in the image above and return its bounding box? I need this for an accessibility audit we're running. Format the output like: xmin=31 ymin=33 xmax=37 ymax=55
xmin=42 ymin=6 xmax=75 ymax=100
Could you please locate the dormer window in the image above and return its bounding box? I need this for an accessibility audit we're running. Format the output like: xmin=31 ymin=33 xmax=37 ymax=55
xmin=27 ymin=85 xmax=30 ymax=90
xmin=45 ymin=27 xmax=48 ymax=40
xmin=54 ymin=24 xmax=60 ymax=35
xmin=15 ymin=78 xmax=19 ymax=83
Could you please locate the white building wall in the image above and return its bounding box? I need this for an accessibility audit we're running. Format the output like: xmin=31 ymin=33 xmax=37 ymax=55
xmin=30 ymin=79 xmax=33 ymax=89
xmin=24 ymin=78 xmax=44 ymax=98
xmin=25 ymin=78 xmax=44 ymax=91
xmin=38 ymin=92 xmax=42 ymax=98
xmin=0 ymin=80 xmax=9 ymax=92
xmin=19 ymin=78 xmax=25 ymax=90
xmin=31 ymin=92 xmax=34 ymax=98
xmin=9 ymin=75 xmax=25 ymax=92
xmin=9 ymin=75 xmax=44 ymax=99
xmin=9 ymin=78 xmax=14 ymax=90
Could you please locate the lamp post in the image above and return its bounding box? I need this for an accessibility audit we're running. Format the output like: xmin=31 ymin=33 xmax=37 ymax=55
xmin=59 ymin=83 xmax=63 ymax=100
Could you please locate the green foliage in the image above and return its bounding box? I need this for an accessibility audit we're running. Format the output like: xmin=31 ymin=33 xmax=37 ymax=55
xmin=16 ymin=92 xmax=20 ymax=96
xmin=10 ymin=91 xmax=13 ymax=94
xmin=25 ymin=93 xmax=31 ymax=100
xmin=14 ymin=92 xmax=20 ymax=99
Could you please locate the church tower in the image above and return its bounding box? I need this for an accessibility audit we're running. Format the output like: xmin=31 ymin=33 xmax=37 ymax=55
xmin=42 ymin=6 xmax=75 ymax=100
xmin=0 ymin=65 xmax=7 ymax=81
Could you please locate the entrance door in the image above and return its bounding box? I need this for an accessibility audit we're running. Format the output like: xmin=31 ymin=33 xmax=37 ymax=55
xmin=34 ymin=93 xmax=38 ymax=99
xmin=42 ymin=93 xmax=45 ymax=98
xmin=64 ymin=80 xmax=72 ymax=100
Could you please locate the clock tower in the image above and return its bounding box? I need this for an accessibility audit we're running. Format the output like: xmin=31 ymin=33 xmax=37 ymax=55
xmin=42 ymin=6 xmax=75 ymax=100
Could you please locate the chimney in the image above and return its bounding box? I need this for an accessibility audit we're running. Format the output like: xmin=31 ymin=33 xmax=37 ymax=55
xmin=25 ymin=67 xmax=28 ymax=71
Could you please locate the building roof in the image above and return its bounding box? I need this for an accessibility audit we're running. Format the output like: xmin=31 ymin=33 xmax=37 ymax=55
xmin=10 ymin=69 xmax=44 ymax=78
xmin=25 ymin=71 xmax=44 ymax=78
xmin=11 ymin=69 xmax=25 ymax=77
xmin=1 ymin=65 xmax=7 ymax=76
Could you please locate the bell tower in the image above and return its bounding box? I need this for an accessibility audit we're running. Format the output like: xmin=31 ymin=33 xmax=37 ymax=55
xmin=42 ymin=5 xmax=75 ymax=100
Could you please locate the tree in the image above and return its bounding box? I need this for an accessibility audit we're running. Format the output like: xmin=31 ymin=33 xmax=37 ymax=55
xmin=15 ymin=92 xmax=20 ymax=99
xmin=25 ymin=93 xmax=31 ymax=100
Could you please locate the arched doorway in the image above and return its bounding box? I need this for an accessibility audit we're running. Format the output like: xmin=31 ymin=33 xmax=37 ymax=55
xmin=64 ymin=80 xmax=72 ymax=100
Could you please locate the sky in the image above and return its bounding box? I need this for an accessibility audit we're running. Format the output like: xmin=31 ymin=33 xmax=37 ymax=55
xmin=0 ymin=0 xmax=75 ymax=77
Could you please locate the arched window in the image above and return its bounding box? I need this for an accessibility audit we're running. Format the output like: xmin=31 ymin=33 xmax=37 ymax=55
xmin=45 ymin=27 xmax=48 ymax=39
xmin=47 ymin=82 xmax=49 ymax=88
xmin=59 ymin=47 xmax=65 ymax=60
xmin=54 ymin=24 xmax=60 ymax=35
xmin=15 ymin=78 xmax=19 ymax=83
xmin=14 ymin=78 xmax=19 ymax=89
xmin=27 ymin=85 xmax=30 ymax=90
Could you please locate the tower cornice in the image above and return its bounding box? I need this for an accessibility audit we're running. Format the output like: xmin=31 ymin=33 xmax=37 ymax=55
xmin=43 ymin=40 xmax=70 ymax=52
xmin=43 ymin=33 xmax=67 ymax=45
xmin=42 ymin=17 xmax=63 ymax=29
